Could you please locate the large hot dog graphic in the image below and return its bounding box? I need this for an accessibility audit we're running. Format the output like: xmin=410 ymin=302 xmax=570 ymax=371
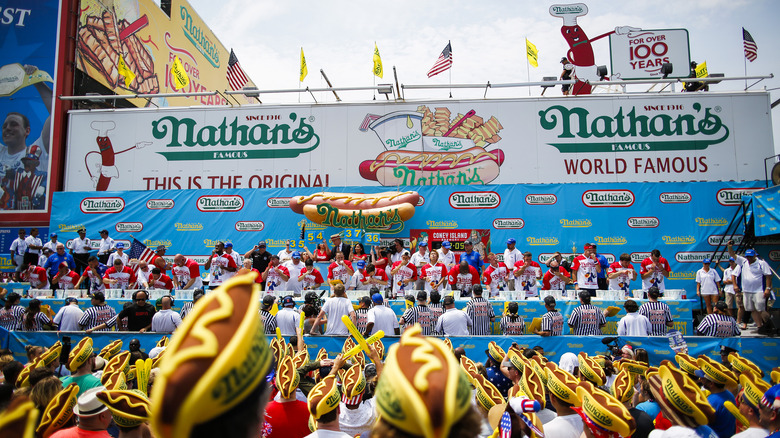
xmin=289 ymin=191 xmax=420 ymax=232
xmin=359 ymin=146 xmax=505 ymax=186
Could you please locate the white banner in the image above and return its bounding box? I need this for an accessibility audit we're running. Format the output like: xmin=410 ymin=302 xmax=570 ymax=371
xmin=64 ymin=92 xmax=772 ymax=190
xmin=609 ymin=29 xmax=691 ymax=79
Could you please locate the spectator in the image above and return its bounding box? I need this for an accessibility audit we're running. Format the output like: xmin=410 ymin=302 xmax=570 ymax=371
xmin=128 ymin=338 xmax=149 ymax=361
xmin=311 ymin=284 xmax=354 ymax=336
xmin=50 ymin=387 xmax=113 ymax=437
xmin=307 ymin=361 xmax=351 ymax=438
xmin=638 ymin=286 xmax=673 ymax=336
xmin=60 ymin=338 xmax=102 ymax=396
xmin=151 ymin=295 xmax=181 ymax=333
xmin=53 ymin=297 xmax=83 ymax=332
xmin=695 ymin=356 xmax=737 ymax=438
xmin=568 ymin=291 xmax=606 ymax=335
xmin=435 ymin=295 xmax=471 ymax=336
xmin=617 ymin=300 xmax=651 ymax=336
xmin=536 ymin=295 xmax=564 ymax=336
xmin=720 ymin=257 xmax=744 ymax=328
xmin=263 ymin=355 xmax=310 ymax=438
xmin=465 ymin=285 xmax=494 ymax=335
xmin=696 ymin=302 xmax=740 ymax=337
xmin=364 ymin=293 xmax=399 ymax=336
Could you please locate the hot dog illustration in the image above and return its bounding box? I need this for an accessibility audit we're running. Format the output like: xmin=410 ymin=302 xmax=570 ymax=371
xmin=85 ymin=121 xmax=150 ymax=191
xmin=289 ymin=191 xmax=419 ymax=231
xmin=359 ymin=146 xmax=505 ymax=186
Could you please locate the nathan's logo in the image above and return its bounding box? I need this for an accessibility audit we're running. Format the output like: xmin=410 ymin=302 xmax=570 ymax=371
xmin=594 ymin=236 xmax=627 ymax=245
xmin=417 ymin=196 xmax=425 ymax=206
xmin=197 ymin=195 xmax=244 ymax=212
xmin=660 ymin=192 xmax=691 ymax=203
xmin=115 ymin=222 xmax=143 ymax=233
xmin=550 ymin=4 xmax=585 ymax=14
xmin=628 ymin=217 xmax=659 ymax=228
xmin=582 ymin=190 xmax=634 ymax=207
xmin=493 ymin=218 xmax=525 ymax=229
xmin=539 ymin=103 xmax=730 ymax=153
xmin=707 ymin=235 xmax=743 ymax=246
xmin=525 ymin=194 xmax=557 ymax=205
xmin=80 ymin=197 xmax=124 ymax=214
xmin=176 ymin=222 xmax=204 ymax=232
xmin=316 ymin=204 xmax=405 ymax=233
xmin=560 ymin=218 xmax=591 ymax=228
xmin=695 ymin=217 xmax=728 ymax=227
xmin=236 ymin=221 xmax=265 ymax=232
xmin=147 ymin=199 xmax=174 ymax=210
xmin=266 ymin=198 xmax=290 ymax=208
xmin=179 ymin=6 xmax=220 ymax=68
xmin=631 ymin=252 xmax=651 ymax=263
xmin=717 ymin=188 xmax=761 ymax=206
xmin=296 ymin=219 xmax=326 ymax=230
xmin=151 ymin=113 xmax=320 ymax=161
xmin=427 ymin=220 xmax=458 ymax=228
xmin=670 ymin=271 xmax=696 ymax=280
xmin=449 ymin=191 xmax=500 ymax=209
xmin=526 ymin=236 xmax=559 ymax=246
xmin=144 ymin=239 xmax=171 ymax=248
xmin=675 ymin=252 xmax=728 ymax=263
xmin=663 ymin=235 xmax=696 ymax=244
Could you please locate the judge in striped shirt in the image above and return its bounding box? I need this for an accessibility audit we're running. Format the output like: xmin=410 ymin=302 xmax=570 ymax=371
xmin=696 ymin=301 xmax=740 ymax=337
xmin=536 ymin=295 xmax=564 ymax=336
xmin=465 ymin=285 xmax=495 ymax=335
xmin=567 ymin=291 xmax=606 ymax=336
xmin=400 ymin=291 xmax=436 ymax=335
xmin=78 ymin=291 xmax=117 ymax=331
xmin=637 ymin=286 xmax=673 ymax=336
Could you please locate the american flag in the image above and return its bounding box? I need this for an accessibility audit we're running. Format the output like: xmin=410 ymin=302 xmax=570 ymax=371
xmin=743 ymin=28 xmax=757 ymax=62
xmin=226 ymin=49 xmax=249 ymax=90
xmin=128 ymin=238 xmax=157 ymax=274
xmin=499 ymin=411 xmax=512 ymax=438
xmin=427 ymin=42 xmax=453 ymax=78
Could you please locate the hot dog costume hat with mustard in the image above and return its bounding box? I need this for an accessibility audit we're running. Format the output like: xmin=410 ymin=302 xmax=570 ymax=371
xmin=375 ymin=324 xmax=472 ymax=438
xmin=149 ymin=273 xmax=272 ymax=438
xmin=36 ymin=383 xmax=79 ymax=438
xmin=97 ymin=390 xmax=152 ymax=428
xmin=574 ymin=381 xmax=636 ymax=438
xmin=40 ymin=341 xmax=62 ymax=367
xmin=647 ymin=364 xmax=715 ymax=428
xmin=68 ymin=337 xmax=94 ymax=372
xmin=99 ymin=340 xmax=123 ymax=360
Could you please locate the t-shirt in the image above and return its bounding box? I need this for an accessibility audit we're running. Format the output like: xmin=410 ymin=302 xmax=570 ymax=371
xmin=696 ymin=268 xmax=721 ymax=295
xmin=300 ymin=267 xmax=324 ymax=289
xmin=208 ymin=253 xmax=237 ymax=287
xmin=735 ymin=255 xmax=771 ymax=293
xmin=541 ymin=414 xmax=583 ymax=438
xmin=640 ymin=257 xmax=671 ymax=291
xmin=322 ymin=297 xmax=353 ymax=335
xmin=461 ymin=250 xmax=484 ymax=273
xmin=152 ymin=309 xmax=182 ymax=332
xmin=149 ymin=274 xmax=174 ymax=291
xmin=265 ymin=264 xmax=290 ymax=291
xmin=483 ymin=263 xmax=510 ymax=292
xmin=60 ymin=373 xmax=103 ymax=396
xmin=172 ymin=259 xmax=203 ymax=290
xmin=366 ymin=304 xmax=399 ymax=335
xmin=53 ymin=305 xmax=84 ymax=332
xmin=437 ymin=249 xmax=457 ymax=269
xmin=513 ymin=260 xmax=542 ymax=296
xmin=50 ymin=427 xmax=111 ymax=438
xmin=617 ymin=313 xmax=651 ymax=336
xmin=707 ymin=390 xmax=736 ymax=438
xmin=543 ymin=267 xmax=570 ymax=290
xmin=276 ymin=307 xmax=301 ymax=336
xmin=26 ymin=265 xmax=50 ymax=289
xmin=351 ymin=268 xmax=388 ymax=291
xmin=391 ymin=261 xmax=417 ymax=296
xmin=420 ymin=263 xmax=447 ymax=292
xmin=503 ymin=248 xmax=523 ymax=271
xmin=327 ymin=260 xmax=353 ymax=285
xmin=102 ymin=266 xmax=137 ymax=289
xmin=106 ymin=251 xmax=129 ymax=268
xmin=283 ymin=260 xmax=305 ymax=293
xmin=409 ymin=251 xmax=430 ymax=278
xmin=723 ymin=265 xmax=741 ymax=294
xmin=608 ymin=262 xmax=635 ymax=293
xmin=435 ymin=308 xmax=472 ymax=336
xmin=56 ymin=270 xmax=80 ymax=289
xmin=304 ymin=430 xmax=353 ymax=438
xmin=80 ymin=264 xmax=107 ymax=293
xmin=572 ymin=254 xmax=599 ymax=289
xmin=264 ymin=400 xmax=312 ymax=438
xmin=114 ymin=303 xmax=155 ymax=331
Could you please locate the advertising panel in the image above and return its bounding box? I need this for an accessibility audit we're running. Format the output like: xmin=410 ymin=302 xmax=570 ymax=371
xmin=49 ymin=181 xmax=772 ymax=292
xmin=76 ymin=0 xmax=255 ymax=107
xmin=64 ymin=93 xmax=772 ymax=190
xmin=609 ymin=29 xmax=691 ymax=79
xmin=0 ymin=0 xmax=60 ymax=217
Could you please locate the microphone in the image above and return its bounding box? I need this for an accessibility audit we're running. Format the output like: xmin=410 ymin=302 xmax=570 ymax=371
xmin=601 ymin=336 xmax=618 ymax=345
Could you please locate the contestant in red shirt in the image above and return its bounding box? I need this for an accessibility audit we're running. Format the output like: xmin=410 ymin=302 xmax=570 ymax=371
xmin=448 ymin=261 xmax=480 ymax=297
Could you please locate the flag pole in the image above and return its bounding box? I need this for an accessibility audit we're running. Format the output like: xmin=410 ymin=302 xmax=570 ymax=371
xmin=526 ymin=38 xmax=531 ymax=96
xmin=744 ymin=55 xmax=748 ymax=90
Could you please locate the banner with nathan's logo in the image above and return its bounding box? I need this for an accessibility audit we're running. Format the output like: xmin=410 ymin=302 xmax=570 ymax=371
xmin=64 ymin=93 xmax=771 ymax=191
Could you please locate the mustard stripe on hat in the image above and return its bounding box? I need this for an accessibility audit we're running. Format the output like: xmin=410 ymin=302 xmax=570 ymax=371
xmin=696 ymin=357 xmax=738 ymax=387
xmin=576 ymin=381 xmax=636 ymax=437
xmin=99 ymin=340 xmax=122 ymax=360
xmin=101 ymin=370 xmax=127 ymax=391
xmin=728 ymin=353 xmax=763 ymax=378
xmin=474 ymin=374 xmax=505 ymax=412
xmin=487 ymin=341 xmax=505 ymax=364
xmin=97 ymin=390 xmax=152 ymax=428
xmin=0 ymin=399 xmax=39 ymax=438
xmin=105 ymin=351 xmax=131 ymax=377
xmin=520 ymin=362 xmax=546 ymax=409
xmin=545 ymin=362 xmax=580 ymax=406
xmin=659 ymin=364 xmax=715 ymax=426
xmin=276 ymin=355 xmax=301 ymax=400
xmin=341 ymin=363 xmax=366 ymax=401
xmin=740 ymin=373 xmax=771 ymax=408
xmin=611 ymin=368 xmax=634 ymax=403
xmin=36 ymin=383 xmax=78 ymax=438
xmin=674 ymin=353 xmax=699 ymax=376
xmin=40 ymin=341 xmax=62 ymax=367
xmin=156 ymin=336 xmax=169 ymax=348
xmin=578 ymin=352 xmax=605 ymax=387
xmin=150 ymin=273 xmax=271 ymax=438
xmin=308 ymin=374 xmax=340 ymax=419
xmin=68 ymin=337 xmax=93 ymax=372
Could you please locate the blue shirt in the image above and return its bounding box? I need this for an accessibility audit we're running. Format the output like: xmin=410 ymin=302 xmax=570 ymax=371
xmin=461 ymin=250 xmax=484 ymax=273
xmin=596 ymin=253 xmax=609 ymax=279
xmin=43 ymin=253 xmax=76 ymax=276
xmin=707 ymin=390 xmax=736 ymax=438
xmin=635 ymin=400 xmax=660 ymax=420
xmin=486 ymin=365 xmax=512 ymax=397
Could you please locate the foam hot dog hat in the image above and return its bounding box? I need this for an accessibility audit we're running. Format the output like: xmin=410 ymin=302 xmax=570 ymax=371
xmin=276 ymin=355 xmax=301 ymax=400
xmin=459 ymin=354 xmax=481 ymax=383
xmin=40 ymin=341 xmax=62 ymax=367
xmin=149 ymin=273 xmax=272 ymax=438
xmin=375 ymin=324 xmax=472 ymax=438
xmin=520 ymin=362 xmax=547 ymax=409
xmin=545 ymin=362 xmax=581 ymax=407
xmin=674 ymin=353 xmax=699 ymax=377
xmin=341 ymin=363 xmax=366 ymax=407
xmin=772 ymin=367 xmax=780 ymax=385
xmin=578 ymin=352 xmax=605 ymax=387
xmin=696 ymin=356 xmax=738 ymax=387
xmin=0 ymin=399 xmax=38 ymax=438
xmin=101 ymin=370 xmax=128 ymax=391
xmin=97 ymin=390 xmax=151 ymax=428
xmin=36 ymin=383 xmax=78 ymax=438
xmin=308 ymin=374 xmax=340 ymax=420
xmin=315 ymin=348 xmax=328 ymax=362
xmin=99 ymin=340 xmax=122 ymax=360
xmin=487 ymin=341 xmax=506 ymax=363
xmin=648 ymin=364 xmax=715 ymax=428
xmin=616 ymin=359 xmax=648 ymax=376
xmin=728 ymin=352 xmax=763 ymax=378
xmin=574 ymin=381 xmax=636 ymax=438
xmin=610 ymin=368 xmax=634 ymax=403
xmin=16 ymin=357 xmax=44 ymax=388
xmin=528 ymin=355 xmax=549 ymax=384
xmin=156 ymin=336 xmax=169 ymax=348
xmin=474 ymin=374 xmax=505 ymax=413
xmin=104 ymin=351 xmax=131 ymax=377
xmin=68 ymin=337 xmax=93 ymax=372
xmin=741 ymin=372 xmax=771 ymax=408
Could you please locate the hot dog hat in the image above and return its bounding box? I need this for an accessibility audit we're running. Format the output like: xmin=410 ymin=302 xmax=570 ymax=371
xmin=149 ymin=273 xmax=272 ymax=438
xmin=99 ymin=340 xmax=123 ymax=360
xmin=610 ymin=368 xmax=634 ymax=403
xmin=104 ymin=351 xmax=131 ymax=377
xmin=342 ymin=337 xmax=356 ymax=354
xmin=529 ymin=355 xmax=549 ymax=385
xmin=728 ymin=353 xmax=763 ymax=378
xmin=373 ymin=339 xmax=385 ymax=360
xmin=375 ymin=324 xmax=472 ymax=438
xmin=16 ymin=357 xmax=44 ymax=388
xmin=487 ymin=341 xmax=506 ymax=363
xmin=740 ymin=373 xmax=771 ymax=408
xmin=40 ymin=341 xmax=62 ymax=367
xmin=443 ymin=338 xmax=453 ymax=351
xmin=151 ymin=348 xmax=166 ymax=369
xmin=97 ymin=390 xmax=152 ymax=428
xmin=460 ymin=355 xmax=481 ymax=383
xmin=307 ymin=375 xmax=340 ymax=420
xmin=36 ymin=383 xmax=78 ymax=438
xmin=507 ymin=349 xmax=527 ymax=372
xmin=696 ymin=356 xmax=738 ymax=387
xmin=473 ymin=374 xmax=505 ymax=413
xmin=0 ymin=399 xmax=38 ymax=438
xmin=68 ymin=337 xmax=93 ymax=372
xmin=292 ymin=349 xmax=309 ymax=369
xmin=578 ymin=352 xmax=605 ymax=387
xmin=574 ymin=381 xmax=636 ymax=438
xmin=101 ymin=370 xmax=128 ymax=391
xmin=276 ymin=355 xmax=301 ymax=399
xmin=269 ymin=337 xmax=285 ymax=365
xmin=616 ymin=359 xmax=647 ymax=376
xmin=341 ymin=363 xmax=366 ymax=407
xmin=352 ymin=351 xmax=366 ymax=368
xmin=650 ymin=364 xmax=715 ymax=428
xmin=520 ymin=362 xmax=547 ymax=409
xmin=156 ymin=336 xmax=169 ymax=348
xmin=673 ymin=353 xmax=699 ymax=377
xmin=545 ymin=362 xmax=581 ymax=406
xmin=316 ymin=348 xmax=328 ymax=362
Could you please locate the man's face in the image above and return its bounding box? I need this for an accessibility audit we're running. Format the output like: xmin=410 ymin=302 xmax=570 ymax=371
xmin=464 ymin=243 xmax=473 ymax=252
xmin=139 ymin=263 xmax=149 ymax=273
xmin=332 ymin=237 xmax=341 ymax=247
xmin=56 ymin=245 xmax=65 ymax=254
xmin=30 ymin=229 xmax=38 ymax=237
xmin=419 ymin=246 xmax=426 ymax=254
xmin=402 ymin=254 xmax=410 ymax=264
xmin=100 ymin=232 xmax=108 ymax=239
xmin=395 ymin=241 xmax=403 ymax=251
xmin=335 ymin=252 xmax=344 ymax=262
xmin=507 ymin=242 xmax=515 ymax=250
xmin=89 ymin=260 xmax=98 ymax=268
xmin=214 ymin=243 xmax=224 ymax=253
xmin=651 ymin=254 xmax=660 ymax=263
xmin=18 ymin=230 xmax=25 ymax=238
xmin=2 ymin=114 xmax=29 ymax=147
xmin=258 ymin=245 xmax=266 ymax=253
xmin=584 ymin=247 xmax=593 ymax=256
xmin=113 ymin=262 xmax=123 ymax=271
xmin=58 ymin=265 xmax=68 ymax=275
xmin=621 ymin=259 xmax=630 ymax=267
xmin=78 ymin=230 xmax=85 ymax=238
xmin=523 ymin=253 xmax=532 ymax=263
xmin=488 ymin=254 xmax=497 ymax=265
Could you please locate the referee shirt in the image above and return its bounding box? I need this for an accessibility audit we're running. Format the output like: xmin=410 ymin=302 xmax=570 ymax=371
xmin=259 ymin=309 xmax=277 ymax=335
xmin=500 ymin=315 xmax=525 ymax=335
xmin=435 ymin=308 xmax=472 ymax=336
xmin=541 ymin=310 xmax=564 ymax=336
xmin=401 ymin=304 xmax=435 ymax=335
xmin=0 ymin=305 xmax=25 ymax=330
xmin=637 ymin=301 xmax=673 ymax=336
xmin=79 ymin=304 xmax=117 ymax=331
xmin=697 ymin=314 xmax=741 ymax=337
xmin=567 ymin=304 xmax=605 ymax=336
xmin=354 ymin=307 xmax=370 ymax=334
xmin=465 ymin=296 xmax=495 ymax=336
xmin=179 ymin=301 xmax=194 ymax=319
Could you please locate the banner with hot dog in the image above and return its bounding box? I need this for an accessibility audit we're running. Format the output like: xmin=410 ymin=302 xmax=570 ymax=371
xmin=289 ymin=191 xmax=420 ymax=233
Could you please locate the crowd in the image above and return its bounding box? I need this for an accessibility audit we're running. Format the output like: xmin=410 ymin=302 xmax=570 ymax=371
xmin=0 ymin=273 xmax=779 ymax=438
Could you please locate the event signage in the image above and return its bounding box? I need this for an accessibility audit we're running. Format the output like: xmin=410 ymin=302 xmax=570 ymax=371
xmin=609 ymin=29 xmax=691 ymax=79
xmin=64 ymin=93 xmax=771 ymax=190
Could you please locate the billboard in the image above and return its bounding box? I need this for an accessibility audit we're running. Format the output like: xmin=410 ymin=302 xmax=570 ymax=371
xmin=76 ymin=0 xmax=255 ymax=107
xmin=609 ymin=29 xmax=691 ymax=80
xmin=49 ymin=181 xmax=773 ymax=292
xmin=64 ymin=93 xmax=773 ymax=190
xmin=0 ymin=0 xmax=61 ymax=217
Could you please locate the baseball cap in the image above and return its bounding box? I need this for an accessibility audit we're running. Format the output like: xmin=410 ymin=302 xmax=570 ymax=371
xmin=282 ymin=296 xmax=295 ymax=307
xmin=464 ymin=240 xmax=473 ymax=245
xmin=77 ymin=227 xmax=86 ymax=233
xmin=156 ymin=245 xmax=166 ymax=251
xmin=507 ymin=238 xmax=516 ymax=245
xmin=441 ymin=241 xmax=451 ymax=248
xmin=66 ymin=297 xmax=78 ymax=303
xmin=401 ymin=250 xmax=410 ymax=257
xmin=702 ymin=258 xmax=711 ymax=264
xmin=225 ymin=242 xmax=233 ymax=248
xmin=116 ymin=242 xmax=124 ymax=249
xmin=728 ymin=257 xmax=735 ymax=262
xmin=419 ymin=242 xmax=427 ymax=247
xmin=372 ymin=293 xmax=383 ymax=304
xmin=745 ymin=249 xmax=757 ymax=257
xmin=355 ymin=260 xmax=365 ymax=269
xmin=99 ymin=229 xmax=108 ymax=234
xmin=258 ymin=241 xmax=267 ymax=247
xmin=262 ymin=295 xmax=275 ymax=307
xmin=50 ymin=233 xmax=57 ymax=237
xmin=291 ymin=251 xmax=302 ymax=259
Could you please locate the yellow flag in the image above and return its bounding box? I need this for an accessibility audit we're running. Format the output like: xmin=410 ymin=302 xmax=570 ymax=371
xmin=117 ymin=55 xmax=136 ymax=87
xmin=300 ymin=47 xmax=308 ymax=82
xmin=373 ymin=42 xmax=383 ymax=78
xmin=170 ymin=55 xmax=189 ymax=89
xmin=695 ymin=61 xmax=708 ymax=78
xmin=526 ymin=39 xmax=539 ymax=68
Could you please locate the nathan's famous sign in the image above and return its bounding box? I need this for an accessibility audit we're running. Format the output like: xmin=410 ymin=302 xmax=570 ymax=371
xmin=288 ymin=191 xmax=420 ymax=233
